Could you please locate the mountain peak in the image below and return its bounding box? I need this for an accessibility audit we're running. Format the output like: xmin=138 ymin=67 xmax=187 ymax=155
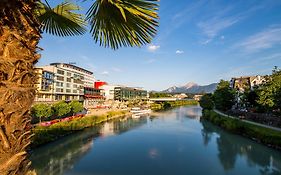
xmin=162 ymin=82 xmax=218 ymax=94
xmin=182 ymin=82 xmax=198 ymax=89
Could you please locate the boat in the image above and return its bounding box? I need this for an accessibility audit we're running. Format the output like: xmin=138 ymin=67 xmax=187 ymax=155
xmin=132 ymin=114 xmax=141 ymax=119
xmin=131 ymin=107 xmax=151 ymax=118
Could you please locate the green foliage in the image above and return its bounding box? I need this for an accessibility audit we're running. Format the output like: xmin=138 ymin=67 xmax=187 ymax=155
xmin=256 ymin=67 xmax=281 ymax=112
xmin=52 ymin=101 xmax=71 ymax=117
xmin=69 ymin=101 xmax=84 ymax=114
xmin=150 ymin=103 xmax=162 ymax=110
xmin=36 ymin=1 xmax=87 ymax=36
xmin=32 ymin=110 xmax=129 ymax=147
xmin=202 ymin=110 xmax=281 ymax=147
xmin=163 ymin=102 xmax=172 ymax=109
xmin=216 ymin=80 xmax=230 ymax=90
xmin=149 ymin=92 xmax=172 ymax=98
xmin=35 ymin=0 xmax=159 ymax=49
xmin=150 ymin=100 xmax=198 ymax=111
xmin=86 ymin=0 xmax=159 ymax=49
xmin=213 ymin=80 xmax=235 ymax=111
xmin=199 ymin=94 xmax=214 ymax=110
xmin=31 ymin=103 xmax=53 ymax=122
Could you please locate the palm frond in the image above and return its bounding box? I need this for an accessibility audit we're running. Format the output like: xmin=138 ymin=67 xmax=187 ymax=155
xmin=36 ymin=1 xmax=87 ymax=37
xmin=86 ymin=0 xmax=159 ymax=49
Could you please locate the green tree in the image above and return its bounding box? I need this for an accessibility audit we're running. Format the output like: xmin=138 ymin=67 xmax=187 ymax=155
xmin=241 ymin=89 xmax=259 ymax=109
xmin=213 ymin=80 xmax=236 ymax=111
xmin=0 ymin=0 xmax=158 ymax=173
xmin=199 ymin=94 xmax=214 ymax=110
xmin=69 ymin=101 xmax=84 ymax=115
xmin=53 ymin=101 xmax=71 ymax=117
xmin=257 ymin=67 xmax=281 ymax=112
xmin=149 ymin=92 xmax=172 ymax=98
xmin=31 ymin=103 xmax=53 ymax=123
xmin=163 ymin=102 xmax=172 ymax=109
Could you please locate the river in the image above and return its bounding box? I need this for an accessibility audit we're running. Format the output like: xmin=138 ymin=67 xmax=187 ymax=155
xmin=30 ymin=106 xmax=281 ymax=175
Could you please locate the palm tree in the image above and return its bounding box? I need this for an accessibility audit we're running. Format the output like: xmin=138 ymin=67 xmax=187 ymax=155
xmin=0 ymin=0 xmax=159 ymax=174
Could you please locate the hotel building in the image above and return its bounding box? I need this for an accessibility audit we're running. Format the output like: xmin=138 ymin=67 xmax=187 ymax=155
xmin=35 ymin=63 xmax=96 ymax=102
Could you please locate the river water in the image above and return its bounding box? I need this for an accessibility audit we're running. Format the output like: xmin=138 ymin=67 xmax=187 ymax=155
xmin=30 ymin=106 xmax=281 ymax=175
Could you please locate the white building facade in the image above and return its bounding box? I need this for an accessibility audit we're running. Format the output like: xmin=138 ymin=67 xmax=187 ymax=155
xmin=35 ymin=63 xmax=95 ymax=102
xmin=99 ymin=85 xmax=119 ymax=101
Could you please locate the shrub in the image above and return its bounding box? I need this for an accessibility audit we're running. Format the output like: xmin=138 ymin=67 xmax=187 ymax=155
xmin=163 ymin=102 xmax=172 ymax=109
xmin=202 ymin=109 xmax=281 ymax=148
xmin=199 ymin=94 xmax=214 ymax=110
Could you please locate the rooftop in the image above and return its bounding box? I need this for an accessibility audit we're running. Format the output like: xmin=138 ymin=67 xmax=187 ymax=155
xmin=50 ymin=63 xmax=93 ymax=75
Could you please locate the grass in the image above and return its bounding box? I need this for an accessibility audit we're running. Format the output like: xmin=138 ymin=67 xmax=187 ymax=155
xmin=202 ymin=109 xmax=281 ymax=149
xmin=31 ymin=110 xmax=128 ymax=148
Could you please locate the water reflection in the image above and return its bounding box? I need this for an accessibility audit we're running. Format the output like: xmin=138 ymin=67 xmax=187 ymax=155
xmin=30 ymin=127 xmax=98 ymax=175
xmin=201 ymin=120 xmax=281 ymax=174
xmin=31 ymin=107 xmax=281 ymax=175
xmin=30 ymin=117 xmax=147 ymax=175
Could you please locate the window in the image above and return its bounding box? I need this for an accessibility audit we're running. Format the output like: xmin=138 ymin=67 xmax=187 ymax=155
xmin=43 ymin=72 xmax=54 ymax=79
xmin=67 ymin=72 xmax=72 ymax=76
xmin=66 ymin=83 xmax=70 ymax=88
xmin=56 ymin=82 xmax=63 ymax=87
xmin=55 ymin=95 xmax=62 ymax=100
xmin=73 ymin=84 xmax=77 ymax=88
xmin=66 ymin=89 xmax=71 ymax=93
xmin=74 ymin=79 xmax=83 ymax=84
xmin=57 ymin=76 xmax=64 ymax=81
xmin=56 ymin=88 xmax=63 ymax=92
xmin=57 ymin=69 xmax=64 ymax=75
xmin=67 ymin=78 xmax=71 ymax=82
xmin=73 ymin=90 xmax=77 ymax=93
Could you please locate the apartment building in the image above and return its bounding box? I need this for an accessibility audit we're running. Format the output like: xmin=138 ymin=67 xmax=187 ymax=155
xmin=35 ymin=63 xmax=95 ymax=102
xmin=34 ymin=68 xmax=55 ymax=101
xmin=230 ymin=75 xmax=266 ymax=92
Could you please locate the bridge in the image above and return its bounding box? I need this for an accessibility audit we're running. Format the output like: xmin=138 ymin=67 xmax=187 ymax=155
xmin=149 ymin=98 xmax=180 ymax=102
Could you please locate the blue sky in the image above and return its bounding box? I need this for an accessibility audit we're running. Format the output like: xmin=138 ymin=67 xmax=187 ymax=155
xmin=38 ymin=0 xmax=281 ymax=91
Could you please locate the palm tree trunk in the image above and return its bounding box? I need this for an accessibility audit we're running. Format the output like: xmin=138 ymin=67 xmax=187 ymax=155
xmin=0 ymin=0 xmax=41 ymax=174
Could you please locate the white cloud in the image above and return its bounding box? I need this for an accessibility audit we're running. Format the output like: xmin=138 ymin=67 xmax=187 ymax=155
xmin=235 ymin=25 xmax=281 ymax=53
xmin=148 ymin=44 xmax=160 ymax=52
xmin=198 ymin=16 xmax=240 ymax=42
xmin=176 ymin=50 xmax=184 ymax=54
xmin=100 ymin=71 xmax=109 ymax=75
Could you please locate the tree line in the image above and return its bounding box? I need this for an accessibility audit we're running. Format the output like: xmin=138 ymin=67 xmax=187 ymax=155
xmin=200 ymin=67 xmax=281 ymax=115
xmin=31 ymin=101 xmax=84 ymax=124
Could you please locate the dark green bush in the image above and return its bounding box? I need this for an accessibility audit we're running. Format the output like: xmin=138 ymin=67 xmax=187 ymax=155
xmin=199 ymin=94 xmax=214 ymax=110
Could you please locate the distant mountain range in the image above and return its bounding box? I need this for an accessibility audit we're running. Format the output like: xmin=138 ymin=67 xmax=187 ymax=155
xmin=162 ymin=82 xmax=218 ymax=94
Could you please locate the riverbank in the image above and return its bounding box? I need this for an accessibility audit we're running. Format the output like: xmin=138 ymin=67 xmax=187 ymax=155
xmin=202 ymin=109 xmax=281 ymax=150
xmin=31 ymin=110 xmax=130 ymax=148
xmin=150 ymin=100 xmax=198 ymax=111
